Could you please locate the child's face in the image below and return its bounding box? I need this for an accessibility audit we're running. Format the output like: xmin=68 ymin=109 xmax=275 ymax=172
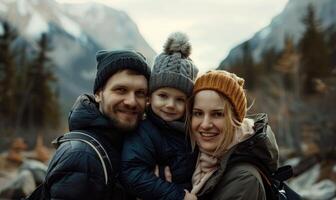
xmin=150 ymin=87 xmax=187 ymax=122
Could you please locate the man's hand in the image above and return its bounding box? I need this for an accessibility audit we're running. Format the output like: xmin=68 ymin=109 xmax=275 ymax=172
xmin=154 ymin=165 xmax=159 ymax=177
xmin=154 ymin=165 xmax=172 ymax=182
xmin=164 ymin=166 xmax=172 ymax=182
xmin=184 ymin=190 xmax=197 ymax=200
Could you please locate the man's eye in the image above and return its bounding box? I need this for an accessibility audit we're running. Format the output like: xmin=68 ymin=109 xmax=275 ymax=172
xmin=136 ymin=91 xmax=147 ymax=98
xmin=115 ymin=88 xmax=127 ymax=93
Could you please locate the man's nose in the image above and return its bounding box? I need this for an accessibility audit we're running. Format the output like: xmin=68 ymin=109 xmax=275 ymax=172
xmin=124 ymin=92 xmax=137 ymax=108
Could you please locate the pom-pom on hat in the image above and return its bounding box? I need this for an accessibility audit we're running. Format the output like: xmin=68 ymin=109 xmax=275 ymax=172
xmin=193 ymin=70 xmax=247 ymax=122
xmin=149 ymin=32 xmax=199 ymax=96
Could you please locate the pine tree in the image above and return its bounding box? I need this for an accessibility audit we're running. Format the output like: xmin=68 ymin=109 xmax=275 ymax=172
xmin=24 ymin=33 xmax=60 ymax=129
xmin=226 ymin=42 xmax=256 ymax=90
xmin=326 ymin=26 xmax=336 ymax=70
xmin=14 ymin=42 xmax=31 ymax=130
xmin=241 ymin=42 xmax=255 ymax=90
xmin=274 ymin=37 xmax=303 ymax=151
xmin=0 ymin=21 xmax=18 ymax=128
xmin=299 ymin=4 xmax=331 ymax=94
xmin=260 ymin=47 xmax=280 ymax=73
xmin=275 ymin=37 xmax=300 ymax=90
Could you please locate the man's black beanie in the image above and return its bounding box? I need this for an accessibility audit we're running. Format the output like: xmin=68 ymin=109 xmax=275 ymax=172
xmin=93 ymin=50 xmax=151 ymax=94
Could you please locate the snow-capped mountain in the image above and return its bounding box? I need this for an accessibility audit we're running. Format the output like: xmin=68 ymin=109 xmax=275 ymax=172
xmin=219 ymin=0 xmax=336 ymax=68
xmin=62 ymin=3 xmax=155 ymax=61
xmin=0 ymin=0 xmax=156 ymax=111
xmin=1 ymin=0 xmax=86 ymax=42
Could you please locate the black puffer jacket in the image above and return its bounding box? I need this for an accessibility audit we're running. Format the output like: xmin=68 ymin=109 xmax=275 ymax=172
xmin=44 ymin=94 xmax=132 ymax=200
xmin=120 ymin=109 xmax=197 ymax=200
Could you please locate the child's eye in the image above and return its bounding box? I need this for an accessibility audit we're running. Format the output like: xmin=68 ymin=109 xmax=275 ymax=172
xmin=176 ymin=98 xmax=186 ymax=103
xmin=135 ymin=90 xmax=147 ymax=98
xmin=158 ymin=93 xmax=168 ymax=99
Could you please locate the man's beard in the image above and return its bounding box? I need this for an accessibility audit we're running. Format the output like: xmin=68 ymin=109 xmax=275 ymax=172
xmin=99 ymin=95 xmax=144 ymax=133
xmin=108 ymin=112 xmax=142 ymax=133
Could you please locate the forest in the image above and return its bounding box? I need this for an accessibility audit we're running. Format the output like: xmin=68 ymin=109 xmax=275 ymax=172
xmin=218 ymin=5 xmax=336 ymax=164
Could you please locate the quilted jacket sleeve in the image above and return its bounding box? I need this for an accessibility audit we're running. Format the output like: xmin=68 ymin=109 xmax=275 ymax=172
xmin=44 ymin=141 xmax=106 ymax=200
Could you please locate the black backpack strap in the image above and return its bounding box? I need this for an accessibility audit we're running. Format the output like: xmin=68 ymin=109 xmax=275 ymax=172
xmin=26 ymin=132 xmax=114 ymax=200
xmin=274 ymin=165 xmax=293 ymax=182
xmin=52 ymin=131 xmax=113 ymax=185
xmin=25 ymin=182 xmax=46 ymax=200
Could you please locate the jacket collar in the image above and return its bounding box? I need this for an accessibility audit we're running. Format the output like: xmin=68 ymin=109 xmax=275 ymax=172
xmin=146 ymin=107 xmax=185 ymax=134
xmin=68 ymin=94 xmax=125 ymax=151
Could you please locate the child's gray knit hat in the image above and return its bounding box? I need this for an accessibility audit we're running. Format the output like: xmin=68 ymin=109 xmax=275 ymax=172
xmin=149 ymin=32 xmax=199 ymax=96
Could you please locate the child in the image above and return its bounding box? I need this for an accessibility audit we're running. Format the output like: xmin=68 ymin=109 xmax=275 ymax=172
xmin=121 ymin=32 xmax=199 ymax=200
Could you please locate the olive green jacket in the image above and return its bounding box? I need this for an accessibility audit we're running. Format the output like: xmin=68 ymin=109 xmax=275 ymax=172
xmin=197 ymin=113 xmax=279 ymax=200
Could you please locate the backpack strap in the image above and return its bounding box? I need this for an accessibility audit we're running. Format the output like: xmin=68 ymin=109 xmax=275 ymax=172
xmin=52 ymin=131 xmax=113 ymax=185
xmin=274 ymin=165 xmax=293 ymax=182
xmin=25 ymin=182 xmax=46 ymax=200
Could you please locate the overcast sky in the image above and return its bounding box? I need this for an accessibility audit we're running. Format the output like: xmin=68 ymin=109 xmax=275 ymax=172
xmin=56 ymin=0 xmax=288 ymax=72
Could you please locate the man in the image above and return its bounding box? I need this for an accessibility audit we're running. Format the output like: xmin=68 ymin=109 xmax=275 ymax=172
xmin=42 ymin=50 xmax=150 ymax=200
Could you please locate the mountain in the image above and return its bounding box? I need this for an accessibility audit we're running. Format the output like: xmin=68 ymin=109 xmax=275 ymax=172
xmin=0 ymin=0 xmax=156 ymax=112
xmin=61 ymin=2 xmax=155 ymax=62
xmin=219 ymin=0 xmax=336 ymax=69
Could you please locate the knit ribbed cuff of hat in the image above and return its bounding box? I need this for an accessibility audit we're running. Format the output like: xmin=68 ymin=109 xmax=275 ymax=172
xmin=149 ymin=72 xmax=194 ymax=96
xmin=93 ymin=57 xmax=150 ymax=94
xmin=193 ymin=73 xmax=247 ymax=122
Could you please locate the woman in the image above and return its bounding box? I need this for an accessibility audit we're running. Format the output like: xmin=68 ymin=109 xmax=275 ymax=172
xmin=187 ymin=70 xmax=279 ymax=200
